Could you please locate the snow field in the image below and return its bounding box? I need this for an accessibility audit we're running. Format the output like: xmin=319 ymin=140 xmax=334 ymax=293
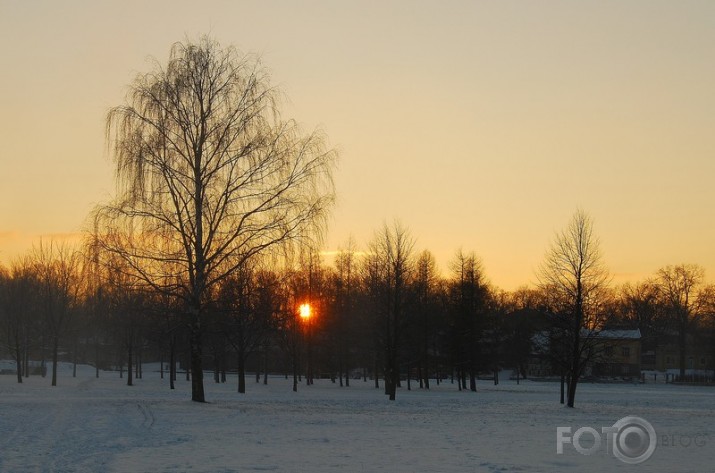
xmin=0 ymin=363 xmax=713 ymax=472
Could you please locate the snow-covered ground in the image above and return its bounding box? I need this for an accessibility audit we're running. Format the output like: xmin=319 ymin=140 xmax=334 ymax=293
xmin=0 ymin=362 xmax=712 ymax=473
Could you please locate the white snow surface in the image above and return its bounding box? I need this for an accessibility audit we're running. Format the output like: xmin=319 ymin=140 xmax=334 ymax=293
xmin=0 ymin=363 xmax=713 ymax=473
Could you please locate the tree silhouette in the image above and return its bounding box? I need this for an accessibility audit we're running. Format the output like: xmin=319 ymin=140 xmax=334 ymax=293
xmin=97 ymin=37 xmax=336 ymax=402
xmin=538 ymin=210 xmax=609 ymax=407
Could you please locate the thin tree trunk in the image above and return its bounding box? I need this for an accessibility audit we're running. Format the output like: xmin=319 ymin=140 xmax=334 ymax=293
xmin=72 ymin=338 xmax=78 ymax=378
xmin=567 ymin=285 xmax=583 ymax=408
xmin=51 ymin=336 xmax=59 ymax=387
xmin=339 ymin=359 xmax=344 ymax=387
xmin=292 ymin=342 xmax=298 ymax=392
xmin=238 ymin=347 xmax=246 ymax=394
xmin=127 ymin=343 xmax=133 ymax=387
xmin=95 ymin=338 xmax=100 ymax=378
xmin=169 ymin=333 xmax=176 ymax=390
xmin=423 ymin=346 xmax=430 ymax=389
xmin=15 ymin=344 xmax=22 ymax=384
xmin=263 ymin=344 xmax=268 ymax=385
xmin=374 ymin=357 xmax=380 ymax=389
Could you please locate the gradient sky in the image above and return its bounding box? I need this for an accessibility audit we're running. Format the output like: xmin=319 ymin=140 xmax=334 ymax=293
xmin=1 ymin=0 xmax=714 ymax=290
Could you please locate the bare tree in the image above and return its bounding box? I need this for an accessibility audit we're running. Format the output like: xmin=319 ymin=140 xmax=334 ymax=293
xmin=696 ymin=284 xmax=715 ymax=379
xmin=615 ymin=281 xmax=665 ymax=335
xmin=0 ymin=261 xmax=36 ymax=383
xmin=32 ymin=241 xmax=82 ymax=387
xmin=97 ymin=37 xmax=336 ymax=402
xmin=365 ymin=221 xmax=415 ymax=401
xmin=538 ymin=210 xmax=609 ymax=407
xmin=333 ymin=237 xmax=359 ymax=387
xmin=449 ymin=250 xmax=489 ymax=391
xmin=217 ymin=261 xmax=277 ymax=393
xmin=656 ymin=264 xmax=705 ymax=378
xmin=412 ymin=250 xmax=441 ymax=389
xmin=104 ymin=256 xmax=147 ymax=387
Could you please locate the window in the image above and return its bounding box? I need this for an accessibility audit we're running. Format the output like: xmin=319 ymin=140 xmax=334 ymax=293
xmin=621 ymin=346 xmax=630 ymax=357
xmin=605 ymin=346 xmax=613 ymax=356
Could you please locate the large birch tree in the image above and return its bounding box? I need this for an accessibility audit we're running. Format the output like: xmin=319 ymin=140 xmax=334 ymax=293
xmin=98 ymin=37 xmax=336 ymax=402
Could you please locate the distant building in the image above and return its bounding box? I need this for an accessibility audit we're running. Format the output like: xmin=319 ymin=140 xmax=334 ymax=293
xmin=641 ymin=330 xmax=714 ymax=378
xmin=523 ymin=324 xmax=642 ymax=380
xmin=590 ymin=329 xmax=641 ymax=378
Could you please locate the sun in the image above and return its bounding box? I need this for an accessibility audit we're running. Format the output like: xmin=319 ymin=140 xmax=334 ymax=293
xmin=299 ymin=303 xmax=312 ymax=320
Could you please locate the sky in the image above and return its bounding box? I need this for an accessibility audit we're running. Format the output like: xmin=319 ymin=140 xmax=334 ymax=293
xmin=1 ymin=0 xmax=714 ymax=290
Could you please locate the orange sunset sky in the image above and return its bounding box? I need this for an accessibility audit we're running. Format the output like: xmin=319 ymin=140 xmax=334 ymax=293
xmin=1 ymin=1 xmax=714 ymax=290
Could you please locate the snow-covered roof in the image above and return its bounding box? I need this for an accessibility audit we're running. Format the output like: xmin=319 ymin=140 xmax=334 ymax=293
xmin=598 ymin=329 xmax=641 ymax=339
xmin=591 ymin=328 xmax=641 ymax=340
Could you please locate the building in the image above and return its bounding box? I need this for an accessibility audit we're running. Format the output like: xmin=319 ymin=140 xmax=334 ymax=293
xmin=590 ymin=329 xmax=642 ymax=378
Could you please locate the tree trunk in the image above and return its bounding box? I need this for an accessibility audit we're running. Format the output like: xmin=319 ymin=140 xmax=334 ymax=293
xmin=339 ymin=360 xmax=344 ymax=387
xmin=567 ymin=370 xmax=578 ymax=408
xmin=15 ymin=344 xmax=23 ymax=384
xmin=127 ymin=343 xmax=133 ymax=387
xmin=51 ymin=336 xmax=59 ymax=387
xmin=679 ymin=323 xmax=687 ymax=379
xmin=345 ymin=351 xmax=350 ymax=387
xmin=567 ymin=285 xmax=583 ymax=408
xmin=138 ymin=350 xmax=143 ymax=379
xmin=189 ymin=307 xmax=205 ymax=402
xmin=292 ymin=344 xmax=298 ymax=392
xmin=238 ymin=348 xmax=246 ymax=394
xmin=374 ymin=357 xmax=380 ymax=389
xmin=386 ymin=366 xmax=397 ymax=401
xmin=95 ymin=338 xmax=100 ymax=378
xmin=386 ymin=348 xmax=398 ymax=400
xmin=169 ymin=333 xmax=176 ymax=390
xmin=72 ymin=338 xmax=78 ymax=378
xmin=262 ymin=344 xmax=268 ymax=385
